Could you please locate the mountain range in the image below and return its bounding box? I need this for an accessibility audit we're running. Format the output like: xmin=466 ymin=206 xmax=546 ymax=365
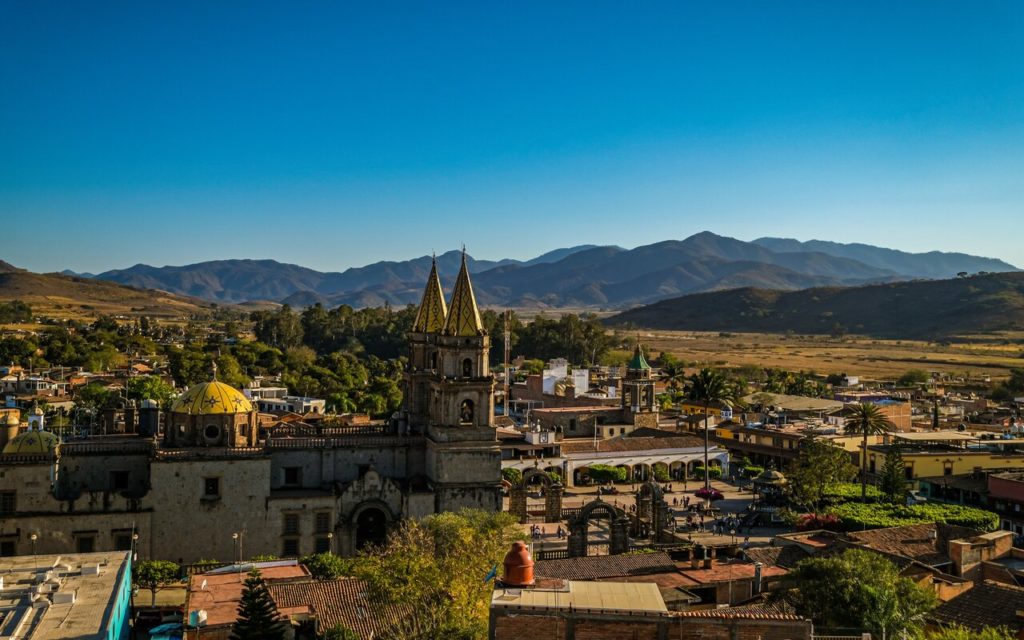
xmin=66 ymin=232 xmax=1018 ymax=309
xmin=606 ymin=271 xmax=1024 ymax=340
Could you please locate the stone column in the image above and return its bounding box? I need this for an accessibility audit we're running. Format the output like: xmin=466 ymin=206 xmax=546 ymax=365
xmin=510 ymin=487 xmax=528 ymax=524
xmin=610 ymin=517 xmax=630 ymax=555
xmin=568 ymin=521 xmax=588 ymax=557
xmin=544 ymin=484 xmax=563 ymax=522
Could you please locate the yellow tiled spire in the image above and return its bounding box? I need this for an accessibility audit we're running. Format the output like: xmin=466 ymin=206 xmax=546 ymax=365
xmin=443 ymin=251 xmax=484 ymax=337
xmin=412 ymin=257 xmax=448 ymax=333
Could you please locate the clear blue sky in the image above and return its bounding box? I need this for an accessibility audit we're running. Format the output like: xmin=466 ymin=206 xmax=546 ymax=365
xmin=2 ymin=1 xmax=1022 ymax=273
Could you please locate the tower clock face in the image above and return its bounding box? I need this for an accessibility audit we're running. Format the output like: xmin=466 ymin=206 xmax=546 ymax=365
xmin=540 ymin=433 xmax=549 ymax=443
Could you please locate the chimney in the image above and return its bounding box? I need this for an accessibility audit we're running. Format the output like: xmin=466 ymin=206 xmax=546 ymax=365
xmin=502 ymin=541 xmax=535 ymax=587
xmin=690 ymin=545 xmax=703 ymax=569
xmin=753 ymin=562 xmax=763 ymax=594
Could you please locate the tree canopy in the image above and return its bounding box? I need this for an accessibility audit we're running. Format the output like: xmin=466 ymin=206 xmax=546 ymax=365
xmin=132 ymin=560 xmax=181 ymax=606
xmin=230 ymin=569 xmax=287 ymax=640
xmin=777 ymin=548 xmax=936 ymax=637
xmin=787 ymin=437 xmax=858 ymax=514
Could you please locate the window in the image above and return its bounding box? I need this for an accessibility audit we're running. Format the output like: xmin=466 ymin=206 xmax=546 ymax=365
xmin=315 ymin=512 xmax=331 ymax=534
xmin=76 ymin=535 xmax=95 ymax=553
xmin=282 ymin=538 xmax=300 ymax=557
xmin=283 ymin=513 xmax=300 ymax=535
xmin=112 ymin=530 xmax=133 ymax=551
xmin=110 ymin=471 xmax=130 ymax=491
xmin=0 ymin=538 xmax=14 ymax=557
xmin=869 ymin=456 xmax=876 ymax=474
xmin=204 ymin=424 xmax=221 ymax=441
xmin=283 ymin=467 xmax=302 ymax=487
xmin=459 ymin=399 xmax=474 ymax=425
xmin=0 ymin=491 xmax=15 ymax=515
xmin=314 ymin=536 xmax=332 ymax=554
xmin=203 ymin=477 xmax=220 ymax=499
xmin=462 ymin=358 xmax=473 ymax=377
xmin=904 ymin=464 xmax=914 ymax=480
xmin=943 ymin=462 xmax=954 ymax=476
xmin=568 ymin=419 xmax=577 ymax=432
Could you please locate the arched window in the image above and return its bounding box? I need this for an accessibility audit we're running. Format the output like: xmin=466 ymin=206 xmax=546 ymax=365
xmin=459 ymin=399 xmax=475 ymax=425
xmin=429 ymin=352 xmax=438 ymax=371
xmin=462 ymin=358 xmax=473 ymax=377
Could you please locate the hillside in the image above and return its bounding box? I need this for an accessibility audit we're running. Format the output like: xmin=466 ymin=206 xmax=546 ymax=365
xmin=753 ymin=237 xmax=1019 ymax=279
xmin=606 ymin=272 xmax=1024 ymax=340
xmin=81 ymin=232 xmax=1018 ymax=310
xmin=0 ymin=268 xmax=216 ymax=319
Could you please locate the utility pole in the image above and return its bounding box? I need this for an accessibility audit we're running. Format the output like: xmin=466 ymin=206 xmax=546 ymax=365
xmin=503 ymin=309 xmax=511 ymax=417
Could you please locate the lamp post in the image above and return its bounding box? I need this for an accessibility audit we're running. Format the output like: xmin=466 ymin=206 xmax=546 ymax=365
xmin=232 ymin=532 xmax=242 ymax=570
xmin=132 ymin=532 xmax=139 ymax=562
xmin=29 ymin=532 xmax=37 ymax=556
xmin=327 ymin=532 xmax=334 ymax=555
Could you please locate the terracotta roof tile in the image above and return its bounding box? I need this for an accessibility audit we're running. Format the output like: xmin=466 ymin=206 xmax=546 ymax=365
xmin=268 ymin=578 xmax=409 ymax=639
xmin=847 ymin=523 xmax=982 ymax=567
xmin=743 ymin=545 xmax=810 ymax=569
xmin=930 ymin=580 xmax=1024 ymax=630
xmin=534 ymin=553 xmax=677 ymax=581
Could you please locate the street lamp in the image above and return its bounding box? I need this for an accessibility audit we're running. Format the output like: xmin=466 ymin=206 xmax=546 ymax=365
xmin=232 ymin=532 xmax=242 ymax=570
xmin=29 ymin=532 xmax=37 ymax=556
xmin=327 ymin=532 xmax=334 ymax=555
xmin=132 ymin=533 xmax=139 ymax=562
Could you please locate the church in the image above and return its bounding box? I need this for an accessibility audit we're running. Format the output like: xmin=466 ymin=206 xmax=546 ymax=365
xmin=0 ymin=254 xmax=501 ymax=562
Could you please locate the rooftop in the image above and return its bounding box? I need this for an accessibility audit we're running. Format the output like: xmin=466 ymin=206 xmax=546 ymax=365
xmin=534 ymin=552 xmax=676 ymax=581
xmin=268 ymin=577 xmax=410 ymax=638
xmin=0 ymin=551 xmax=130 ymax=640
xmin=846 ymin=523 xmax=983 ymax=567
xmin=491 ymin=580 xmax=667 ymax=614
xmin=929 ymin=580 xmax=1024 ymax=631
xmin=186 ymin=562 xmax=310 ymax=628
xmin=560 ymin=435 xmax=704 ymax=455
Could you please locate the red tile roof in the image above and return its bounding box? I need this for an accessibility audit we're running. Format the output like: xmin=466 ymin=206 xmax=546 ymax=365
xmin=268 ymin=578 xmax=409 ymax=639
xmin=535 ymin=552 xmax=677 ymax=581
xmin=930 ymin=580 xmax=1024 ymax=631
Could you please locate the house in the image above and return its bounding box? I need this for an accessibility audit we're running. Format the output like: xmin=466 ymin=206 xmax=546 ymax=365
xmin=929 ymin=580 xmax=1024 ymax=638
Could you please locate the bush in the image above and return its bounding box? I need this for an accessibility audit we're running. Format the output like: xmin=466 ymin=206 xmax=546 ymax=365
xmin=742 ymin=465 xmax=764 ymax=479
xmin=829 ymin=502 xmax=999 ymax=531
xmin=501 ymin=467 xmax=522 ymax=485
xmin=823 ymin=483 xmax=882 ymax=503
xmin=693 ymin=465 xmax=722 ymax=480
xmin=695 ymin=487 xmax=724 ymax=501
xmin=794 ymin=513 xmax=841 ymax=531
xmin=587 ymin=464 xmax=628 ymax=484
xmin=652 ymin=466 xmax=670 ymax=482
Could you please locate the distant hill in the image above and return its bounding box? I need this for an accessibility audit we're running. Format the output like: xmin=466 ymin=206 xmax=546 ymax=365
xmin=81 ymin=232 xmax=1018 ymax=310
xmin=606 ymin=272 xmax=1024 ymax=339
xmin=0 ymin=266 xmax=215 ymax=319
xmin=753 ymin=237 xmax=1019 ymax=279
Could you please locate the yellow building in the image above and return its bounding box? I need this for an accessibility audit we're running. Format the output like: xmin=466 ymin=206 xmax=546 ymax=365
xmin=866 ymin=432 xmax=1024 ymax=480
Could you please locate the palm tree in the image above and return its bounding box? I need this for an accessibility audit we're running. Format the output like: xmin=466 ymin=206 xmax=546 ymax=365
xmin=844 ymin=403 xmax=896 ymax=502
xmin=686 ymin=368 xmax=737 ymax=492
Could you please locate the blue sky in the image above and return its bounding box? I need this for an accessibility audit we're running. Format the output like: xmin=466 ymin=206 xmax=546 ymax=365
xmin=2 ymin=2 xmax=1022 ymax=273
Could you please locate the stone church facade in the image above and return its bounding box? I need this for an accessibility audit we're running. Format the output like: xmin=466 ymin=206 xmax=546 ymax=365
xmin=0 ymin=254 xmax=500 ymax=562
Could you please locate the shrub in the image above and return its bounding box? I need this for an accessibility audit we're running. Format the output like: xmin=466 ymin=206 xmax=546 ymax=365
xmin=652 ymin=466 xmax=670 ymax=482
xmin=829 ymin=502 xmax=999 ymax=531
xmin=742 ymin=465 xmax=764 ymax=478
xmin=794 ymin=513 xmax=841 ymax=531
xmin=501 ymin=467 xmax=522 ymax=485
xmin=587 ymin=464 xmax=628 ymax=484
xmin=823 ymin=482 xmax=882 ymax=503
xmin=693 ymin=465 xmax=722 ymax=480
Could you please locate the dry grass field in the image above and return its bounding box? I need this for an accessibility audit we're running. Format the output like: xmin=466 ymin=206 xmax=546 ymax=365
xmin=638 ymin=330 xmax=1024 ymax=381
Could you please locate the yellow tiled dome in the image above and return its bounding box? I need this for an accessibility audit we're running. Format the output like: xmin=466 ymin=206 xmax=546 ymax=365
xmin=170 ymin=381 xmax=254 ymax=415
xmin=4 ymin=411 xmax=20 ymax=427
xmin=2 ymin=429 xmax=59 ymax=454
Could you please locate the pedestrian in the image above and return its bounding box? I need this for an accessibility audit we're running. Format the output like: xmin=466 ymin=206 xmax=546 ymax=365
xmin=742 ymin=536 xmax=750 ymax=550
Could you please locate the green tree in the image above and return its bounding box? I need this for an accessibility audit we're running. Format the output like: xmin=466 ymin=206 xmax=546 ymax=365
xmin=501 ymin=467 xmax=522 ymax=485
xmin=300 ymin=553 xmax=351 ymax=580
xmin=787 ymin=437 xmax=858 ymax=514
xmin=776 ymin=548 xmax=936 ymax=638
xmin=230 ymin=569 xmax=287 ymax=640
xmin=897 ymin=369 xmax=930 ymax=386
xmin=354 ymin=510 xmax=520 ymax=640
xmin=686 ymin=368 xmax=737 ymax=493
xmin=320 ymin=625 xmax=360 ymax=640
xmin=126 ymin=376 xmax=175 ymax=408
xmin=0 ymin=300 xmax=32 ymax=323
xmin=844 ymin=403 xmax=896 ymax=502
xmin=879 ymin=444 xmax=908 ymax=504
xmin=926 ymin=625 xmax=1015 ymax=640
xmin=132 ymin=560 xmax=181 ymax=606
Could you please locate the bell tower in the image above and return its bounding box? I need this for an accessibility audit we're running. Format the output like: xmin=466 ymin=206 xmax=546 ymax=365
xmin=622 ymin=342 xmax=658 ymax=427
xmin=404 ymin=256 xmax=447 ymax=433
xmin=409 ymin=250 xmax=500 ymax=512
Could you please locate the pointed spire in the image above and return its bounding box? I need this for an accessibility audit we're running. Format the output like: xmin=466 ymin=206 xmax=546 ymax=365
xmin=413 ymin=257 xmax=448 ymax=333
xmin=443 ymin=250 xmax=484 ymax=337
xmin=628 ymin=342 xmax=650 ymax=370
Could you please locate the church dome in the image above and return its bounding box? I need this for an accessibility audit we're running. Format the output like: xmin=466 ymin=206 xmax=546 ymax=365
xmin=2 ymin=429 xmax=59 ymax=454
xmin=170 ymin=381 xmax=253 ymax=415
xmin=4 ymin=411 xmax=20 ymax=427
